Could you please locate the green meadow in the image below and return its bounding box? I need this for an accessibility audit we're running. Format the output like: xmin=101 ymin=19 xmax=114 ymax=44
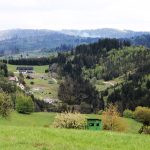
xmin=7 ymin=64 xmax=49 ymax=73
xmin=7 ymin=64 xmax=59 ymax=99
xmin=0 ymin=112 xmax=149 ymax=150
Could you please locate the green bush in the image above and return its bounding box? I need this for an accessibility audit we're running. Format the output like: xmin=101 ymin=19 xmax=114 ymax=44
xmin=134 ymin=106 xmax=150 ymax=134
xmin=123 ymin=109 xmax=134 ymax=118
xmin=30 ymin=81 xmax=34 ymax=85
xmin=0 ymin=91 xmax=12 ymax=117
xmin=16 ymin=93 xmax=34 ymax=114
xmin=53 ymin=112 xmax=86 ymax=129
xmin=134 ymin=106 xmax=150 ymax=125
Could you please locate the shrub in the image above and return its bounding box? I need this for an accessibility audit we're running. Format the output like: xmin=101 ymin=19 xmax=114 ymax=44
xmin=16 ymin=93 xmax=34 ymax=114
xmin=45 ymin=69 xmax=49 ymax=73
xmin=134 ymin=106 xmax=150 ymax=134
xmin=30 ymin=81 xmax=34 ymax=85
xmin=53 ymin=112 xmax=86 ymax=129
xmin=102 ymin=104 xmax=128 ymax=132
xmin=134 ymin=106 xmax=150 ymax=125
xmin=0 ymin=91 xmax=12 ymax=117
xmin=143 ymin=126 xmax=150 ymax=134
xmin=123 ymin=109 xmax=134 ymax=118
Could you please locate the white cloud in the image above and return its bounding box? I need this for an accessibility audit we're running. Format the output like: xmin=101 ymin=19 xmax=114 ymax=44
xmin=0 ymin=0 xmax=150 ymax=31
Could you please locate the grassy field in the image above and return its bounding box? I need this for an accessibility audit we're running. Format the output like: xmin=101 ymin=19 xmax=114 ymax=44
xmin=0 ymin=126 xmax=150 ymax=150
xmin=0 ymin=112 xmax=147 ymax=150
xmin=7 ymin=64 xmax=49 ymax=73
xmin=0 ymin=112 xmax=56 ymax=127
xmin=25 ymin=77 xmax=59 ymax=99
xmin=0 ymin=112 xmax=142 ymax=134
xmin=0 ymin=112 xmax=100 ymax=128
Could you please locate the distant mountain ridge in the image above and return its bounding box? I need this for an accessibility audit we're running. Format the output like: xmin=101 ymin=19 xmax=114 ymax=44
xmin=0 ymin=29 xmax=58 ymax=41
xmin=0 ymin=28 xmax=150 ymax=53
xmin=0 ymin=28 xmax=150 ymax=41
xmin=60 ymin=28 xmax=150 ymax=38
xmin=0 ymin=29 xmax=98 ymax=52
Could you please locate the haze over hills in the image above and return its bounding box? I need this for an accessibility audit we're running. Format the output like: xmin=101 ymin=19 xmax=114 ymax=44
xmin=0 ymin=29 xmax=98 ymax=52
xmin=0 ymin=28 xmax=149 ymax=40
xmin=60 ymin=28 xmax=150 ymax=38
xmin=0 ymin=28 xmax=150 ymax=53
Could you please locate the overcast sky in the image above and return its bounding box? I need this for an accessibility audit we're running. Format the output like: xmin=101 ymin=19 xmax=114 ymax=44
xmin=0 ymin=0 xmax=150 ymax=31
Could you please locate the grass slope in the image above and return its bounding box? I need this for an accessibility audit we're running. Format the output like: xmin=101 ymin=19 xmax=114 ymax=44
xmin=0 ymin=112 xmax=56 ymax=127
xmin=7 ymin=64 xmax=49 ymax=73
xmin=0 ymin=112 xmax=146 ymax=150
xmin=0 ymin=126 xmax=150 ymax=150
xmin=0 ymin=112 xmax=142 ymax=134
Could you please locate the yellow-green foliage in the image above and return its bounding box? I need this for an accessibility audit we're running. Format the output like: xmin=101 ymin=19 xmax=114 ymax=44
xmin=16 ymin=93 xmax=34 ymax=114
xmin=102 ymin=104 xmax=128 ymax=132
xmin=134 ymin=106 xmax=150 ymax=124
xmin=0 ymin=91 xmax=12 ymax=117
xmin=53 ymin=112 xmax=86 ymax=129
xmin=123 ymin=109 xmax=134 ymax=118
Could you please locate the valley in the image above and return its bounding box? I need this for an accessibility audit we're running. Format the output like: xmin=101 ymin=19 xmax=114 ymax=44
xmin=1 ymin=0 xmax=150 ymax=149
xmin=0 ymin=30 xmax=150 ymax=150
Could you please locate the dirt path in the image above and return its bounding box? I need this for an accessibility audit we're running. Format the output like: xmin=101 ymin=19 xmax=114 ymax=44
xmin=103 ymin=81 xmax=115 ymax=86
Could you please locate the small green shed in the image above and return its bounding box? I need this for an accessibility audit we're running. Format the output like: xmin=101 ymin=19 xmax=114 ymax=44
xmin=87 ymin=118 xmax=102 ymax=131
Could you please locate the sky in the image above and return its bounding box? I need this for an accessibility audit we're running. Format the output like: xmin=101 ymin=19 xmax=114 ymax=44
xmin=0 ymin=0 xmax=150 ymax=31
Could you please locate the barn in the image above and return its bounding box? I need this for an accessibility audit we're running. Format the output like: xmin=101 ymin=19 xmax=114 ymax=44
xmin=16 ymin=66 xmax=34 ymax=73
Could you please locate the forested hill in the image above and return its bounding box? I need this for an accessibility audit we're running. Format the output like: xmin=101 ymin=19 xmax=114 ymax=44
xmin=1 ymin=29 xmax=150 ymax=54
xmin=46 ymin=38 xmax=150 ymax=113
xmin=0 ymin=29 xmax=98 ymax=52
xmin=5 ymin=38 xmax=150 ymax=112
xmin=131 ymin=34 xmax=150 ymax=48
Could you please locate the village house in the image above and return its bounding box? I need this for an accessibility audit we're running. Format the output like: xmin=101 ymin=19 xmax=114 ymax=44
xmin=9 ymin=76 xmax=18 ymax=82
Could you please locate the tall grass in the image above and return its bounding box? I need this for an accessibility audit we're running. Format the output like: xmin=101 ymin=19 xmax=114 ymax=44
xmin=0 ymin=126 xmax=150 ymax=150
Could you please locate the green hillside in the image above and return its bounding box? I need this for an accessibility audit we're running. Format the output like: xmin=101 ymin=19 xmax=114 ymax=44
xmin=0 ymin=125 xmax=149 ymax=150
xmin=0 ymin=111 xmax=147 ymax=150
xmin=7 ymin=64 xmax=59 ymax=99
xmin=0 ymin=112 xmax=142 ymax=134
xmin=0 ymin=112 xmax=56 ymax=127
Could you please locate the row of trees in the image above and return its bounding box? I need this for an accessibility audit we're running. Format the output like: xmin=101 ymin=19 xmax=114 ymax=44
xmin=0 ymin=64 xmax=34 ymax=117
xmin=5 ymin=57 xmax=52 ymax=65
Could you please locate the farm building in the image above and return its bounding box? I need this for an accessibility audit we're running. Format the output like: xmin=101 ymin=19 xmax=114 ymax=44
xmin=16 ymin=66 xmax=34 ymax=73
